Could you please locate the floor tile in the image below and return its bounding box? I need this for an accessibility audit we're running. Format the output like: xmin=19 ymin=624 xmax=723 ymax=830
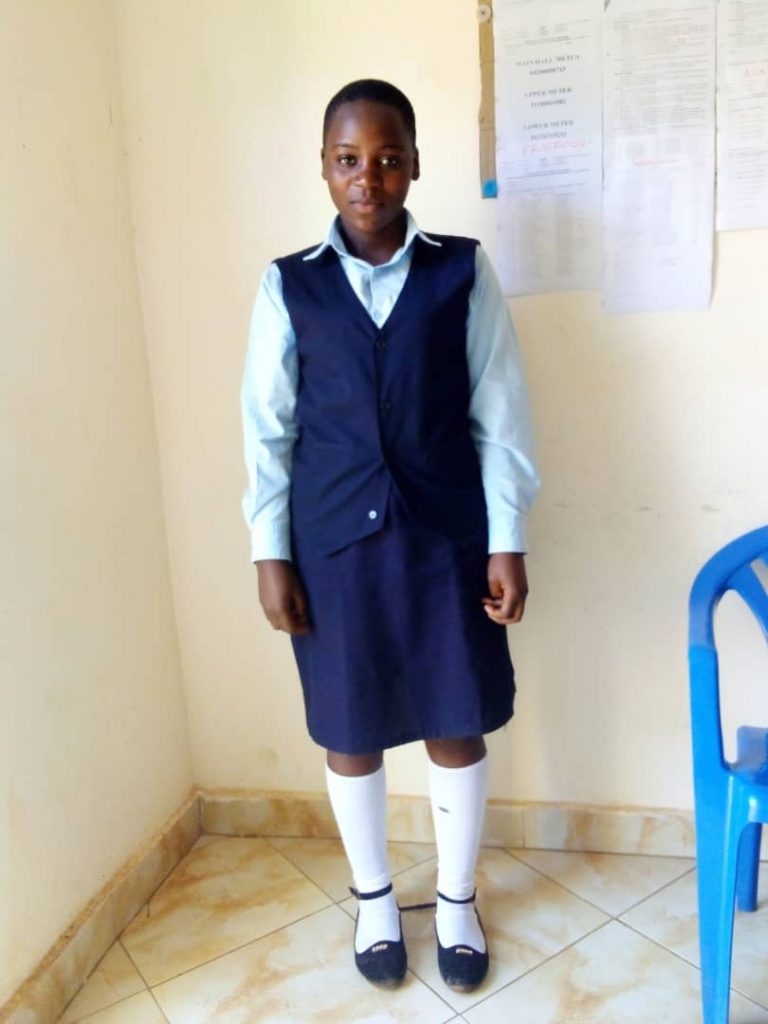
xmin=268 ymin=837 xmax=436 ymax=901
xmin=58 ymin=943 xmax=146 ymax=1022
xmin=341 ymin=848 xmax=609 ymax=1013
xmin=120 ymin=836 xmax=330 ymax=986
xmin=153 ymin=904 xmax=454 ymax=1023
xmin=71 ymin=990 xmax=167 ymax=1023
xmin=462 ymin=921 xmax=768 ymax=1024
xmin=621 ymin=865 xmax=768 ymax=1009
xmin=509 ymin=848 xmax=694 ymax=916
xmin=61 ymin=836 xmax=768 ymax=1024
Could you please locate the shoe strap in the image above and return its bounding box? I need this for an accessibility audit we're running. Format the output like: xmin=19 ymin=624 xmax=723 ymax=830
xmin=436 ymin=889 xmax=477 ymax=905
xmin=348 ymin=885 xmax=477 ymax=912
xmin=349 ymin=882 xmax=393 ymax=901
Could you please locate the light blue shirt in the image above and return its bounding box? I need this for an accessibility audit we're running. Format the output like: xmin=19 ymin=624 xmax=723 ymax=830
xmin=242 ymin=211 xmax=539 ymax=562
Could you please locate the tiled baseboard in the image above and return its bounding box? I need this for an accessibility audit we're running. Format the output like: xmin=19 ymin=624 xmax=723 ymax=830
xmin=0 ymin=792 xmax=201 ymax=1024
xmin=0 ymin=789 xmax=696 ymax=1024
xmin=201 ymin=790 xmax=696 ymax=858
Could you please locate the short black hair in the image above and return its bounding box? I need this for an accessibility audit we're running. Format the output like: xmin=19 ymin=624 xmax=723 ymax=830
xmin=323 ymin=79 xmax=417 ymax=145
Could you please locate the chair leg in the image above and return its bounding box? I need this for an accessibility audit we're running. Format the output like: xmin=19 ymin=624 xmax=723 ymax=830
xmin=697 ymin=812 xmax=742 ymax=1024
xmin=736 ymin=822 xmax=761 ymax=913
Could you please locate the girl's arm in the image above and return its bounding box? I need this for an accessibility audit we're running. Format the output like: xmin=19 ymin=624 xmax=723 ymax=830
xmin=466 ymin=245 xmax=540 ymax=556
xmin=466 ymin=246 xmax=540 ymax=624
xmin=241 ymin=262 xmax=298 ymax=561
xmin=241 ymin=264 xmax=310 ymax=634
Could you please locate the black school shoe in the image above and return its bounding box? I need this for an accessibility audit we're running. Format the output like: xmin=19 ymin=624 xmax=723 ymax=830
xmin=351 ymin=883 xmax=407 ymax=989
xmin=435 ymin=890 xmax=489 ymax=992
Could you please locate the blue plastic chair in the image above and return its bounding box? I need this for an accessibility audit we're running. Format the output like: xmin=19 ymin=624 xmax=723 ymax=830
xmin=689 ymin=526 xmax=768 ymax=1024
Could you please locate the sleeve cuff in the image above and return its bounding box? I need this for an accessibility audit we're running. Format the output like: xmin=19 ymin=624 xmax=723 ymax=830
xmin=488 ymin=512 xmax=528 ymax=555
xmin=250 ymin=520 xmax=292 ymax=563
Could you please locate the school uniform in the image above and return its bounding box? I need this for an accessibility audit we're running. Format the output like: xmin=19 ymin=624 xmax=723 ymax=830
xmin=242 ymin=212 xmax=539 ymax=754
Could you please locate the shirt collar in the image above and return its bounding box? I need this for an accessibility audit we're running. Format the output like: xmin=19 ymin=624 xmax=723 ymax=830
xmin=303 ymin=210 xmax=442 ymax=265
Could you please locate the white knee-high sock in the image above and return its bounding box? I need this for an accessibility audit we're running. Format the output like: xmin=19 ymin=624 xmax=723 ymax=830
xmin=325 ymin=763 xmax=400 ymax=952
xmin=428 ymin=755 xmax=489 ymax=952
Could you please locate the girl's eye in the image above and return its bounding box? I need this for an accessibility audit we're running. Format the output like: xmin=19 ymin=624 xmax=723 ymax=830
xmin=380 ymin=157 xmax=400 ymax=168
xmin=338 ymin=154 xmax=356 ymax=166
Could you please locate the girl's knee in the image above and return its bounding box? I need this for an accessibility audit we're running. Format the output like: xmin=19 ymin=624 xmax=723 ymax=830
xmin=326 ymin=749 xmax=384 ymax=776
xmin=425 ymin=736 xmax=486 ymax=768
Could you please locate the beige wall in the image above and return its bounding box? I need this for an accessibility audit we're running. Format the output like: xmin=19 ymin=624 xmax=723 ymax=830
xmin=1 ymin=0 xmax=193 ymax=1002
xmin=3 ymin=0 xmax=767 ymax=998
xmin=115 ymin=0 xmax=768 ymax=810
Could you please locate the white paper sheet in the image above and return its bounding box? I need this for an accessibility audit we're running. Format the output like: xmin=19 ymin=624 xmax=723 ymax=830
xmin=716 ymin=0 xmax=768 ymax=231
xmin=602 ymin=0 xmax=716 ymax=313
xmin=493 ymin=0 xmax=604 ymax=296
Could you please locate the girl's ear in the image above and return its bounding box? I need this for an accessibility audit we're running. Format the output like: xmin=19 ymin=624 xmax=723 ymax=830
xmin=412 ymin=148 xmax=421 ymax=181
xmin=320 ymin=147 xmax=327 ymax=180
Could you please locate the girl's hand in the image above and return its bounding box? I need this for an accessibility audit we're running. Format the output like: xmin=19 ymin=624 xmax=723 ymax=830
xmin=482 ymin=553 xmax=528 ymax=625
xmin=256 ymin=560 xmax=311 ymax=635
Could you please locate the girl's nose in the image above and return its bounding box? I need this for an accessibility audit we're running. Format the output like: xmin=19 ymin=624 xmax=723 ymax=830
xmin=356 ymin=160 xmax=382 ymax=187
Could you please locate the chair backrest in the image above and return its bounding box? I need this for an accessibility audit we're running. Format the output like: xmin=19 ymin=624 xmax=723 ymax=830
xmin=689 ymin=527 xmax=768 ymax=648
xmin=688 ymin=526 xmax=768 ymax=773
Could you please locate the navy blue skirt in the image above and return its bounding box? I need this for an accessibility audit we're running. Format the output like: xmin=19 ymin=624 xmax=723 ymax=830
xmin=290 ymin=492 xmax=515 ymax=754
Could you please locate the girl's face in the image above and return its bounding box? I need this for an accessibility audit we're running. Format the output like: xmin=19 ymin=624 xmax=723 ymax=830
xmin=321 ymin=100 xmax=420 ymax=242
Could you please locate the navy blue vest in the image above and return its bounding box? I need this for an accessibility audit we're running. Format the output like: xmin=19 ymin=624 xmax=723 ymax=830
xmin=277 ymin=234 xmax=488 ymax=556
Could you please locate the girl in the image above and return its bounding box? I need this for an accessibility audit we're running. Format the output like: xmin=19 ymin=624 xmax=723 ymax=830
xmin=241 ymin=79 xmax=539 ymax=992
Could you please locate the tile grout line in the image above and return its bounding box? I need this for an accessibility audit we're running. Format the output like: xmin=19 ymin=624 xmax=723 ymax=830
xmin=389 ymin=923 xmax=474 ymax=1017
xmin=65 ymin=984 xmax=171 ymax=1024
xmin=393 ymin=847 xmax=618 ymax=1017
xmin=119 ymin=903 xmax=339 ymax=993
xmin=67 ymin=836 xmax=370 ymax=1013
xmin=464 ymin=851 xmax=768 ymax=1020
xmin=604 ymin=860 xmax=709 ymax=986
xmin=63 ymin=993 xmax=141 ymax=1024
xmin=264 ymin=836 xmax=348 ymax=904
xmin=618 ymin=916 xmax=768 ymax=1014
xmin=52 ymin=941 xmax=152 ymax=1024
xmin=65 ymin=838 xmax=761 ymax=1021
xmin=497 ymin=847 xmax=620 ymax=920
xmin=733 ymin=988 xmax=768 ymax=1015
xmin=62 ymin=954 xmax=155 ymax=1024
xmin=267 ymin=838 xmax=466 ymax=1018
xmin=263 ymin=839 xmax=463 ymax=1014
xmin=611 ymin=917 xmax=702 ymax=970
xmin=610 ymin=914 xmax=758 ymax=1010
xmin=262 ymin=838 xmax=480 ymax=1016
xmin=147 ymin=987 xmax=172 ymax=1024
xmin=501 ymin=847 xmax=697 ymax=921
xmin=265 ymin=835 xmax=438 ymax=904
xmin=347 ymin=845 xmax=614 ymax=1014
xmin=113 ymin=835 xmax=342 ymax=992
xmin=617 ymin=856 xmax=768 ymax=1015
xmin=117 ymin=937 xmax=170 ymax=1022
xmin=452 ymin=918 xmax=615 ymax=1017
xmin=615 ymin=864 xmax=697 ymax=917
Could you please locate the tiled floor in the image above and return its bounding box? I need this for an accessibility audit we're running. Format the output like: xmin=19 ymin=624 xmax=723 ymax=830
xmin=55 ymin=836 xmax=768 ymax=1023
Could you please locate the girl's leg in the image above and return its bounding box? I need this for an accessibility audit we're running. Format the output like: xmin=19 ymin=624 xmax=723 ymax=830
xmin=325 ymin=751 xmax=401 ymax=955
xmin=425 ymin=736 xmax=489 ymax=958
